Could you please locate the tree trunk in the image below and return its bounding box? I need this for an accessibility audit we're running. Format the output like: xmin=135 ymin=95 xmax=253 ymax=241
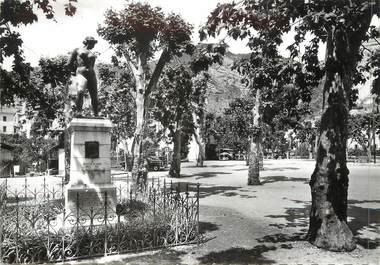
xmin=131 ymin=53 xmax=148 ymax=190
xmin=248 ymin=89 xmax=261 ymax=185
xmin=308 ymin=15 xmax=371 ymax=251
xmin=309 ymin=143 xmax=313 ymax=159
xmin=314 ymin=133 xmax=319 ymax=158
xmin=194 ymin=128 xmax=205 ymax=167
xmin=246 ymin=144 xmax=249 ymax=166
xmin=123 ymin=140 xmax=129 ymax=171
xmin=259 ymin=145 xmax=264 ymax=170
xmin=287 ymin=137 xmax=292 ymax=159
xmin=366 ymin=127 xmax=372 ymax=163
xmin=170 ymin=127 xmax=182 ymax=178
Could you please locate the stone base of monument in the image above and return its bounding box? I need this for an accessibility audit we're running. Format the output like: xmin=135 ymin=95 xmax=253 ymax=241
xmin=65 ymin=118 xmax=116 ymax=217
xmin=65 ymin=184 xmax=117 ymax=216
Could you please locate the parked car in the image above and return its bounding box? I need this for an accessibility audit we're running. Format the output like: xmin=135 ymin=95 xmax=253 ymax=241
xmin=218 ymin=148 xmax=235 ymax=160
xmin=146 ymin=156 xmax=164 ymax=171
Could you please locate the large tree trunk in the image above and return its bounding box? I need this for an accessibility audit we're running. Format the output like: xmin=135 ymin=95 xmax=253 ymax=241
xmin=194 ymin=130 xmax=205 ymax=167
xmin=123 ymin=48 xmax=169 ymax=190
xmin=130 ymin=52 xmax=148 ymax=190
xmin=192 ymin=113 xmax=205 ymax=167
xmin=308 ymin=14 xmax=371 ymax=251
xmin=170 ymin=127 xmax=182 ymax=178
xmin=248 ymin=89 xmax=261 ymax=185
xmin=313 ymin=133 xmax=319 ymax=158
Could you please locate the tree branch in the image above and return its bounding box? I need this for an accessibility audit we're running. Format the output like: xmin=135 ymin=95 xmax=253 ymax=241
xmin=120 ymin=44 xmax=138 ymax=77
xmin=145 ymin=47 xmax=170 ymax=97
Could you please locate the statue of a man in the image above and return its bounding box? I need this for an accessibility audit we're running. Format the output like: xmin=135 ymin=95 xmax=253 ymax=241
xmin=67 ymin=36 xmax=99 ymax=116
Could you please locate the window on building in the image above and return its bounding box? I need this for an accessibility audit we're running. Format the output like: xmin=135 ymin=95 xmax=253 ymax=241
xmin=2 ymin=126 xmax=6 ymax=133
xmin=2 ymin=116 xmax=6 ymax=122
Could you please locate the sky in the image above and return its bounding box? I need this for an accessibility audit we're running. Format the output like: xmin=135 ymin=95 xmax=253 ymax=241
xmin=8 ymin=0 xmax=251 ymax=67
xmin=3 ymin=0 xmax=380 ymax=82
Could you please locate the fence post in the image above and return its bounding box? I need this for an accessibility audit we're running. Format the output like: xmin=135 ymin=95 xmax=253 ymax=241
xmin=62 ymin=206 xmax=66 ymax=262
xmin=163 ymin=179 xmax=166 ymax=219
xmin=196 ymin=183 xmax=200 ymax=245
xmin=104 ymin=191 xmax=108 ymax=257
xmin=175 ymin=191 xmax=179 ymax=245
xmin=46 ymin=194 xmax=51 ymax=262
xmin=117 ymin=211 xmax=121 ymax=254
xmin=75 ymin=193 xmax=80 ymax=257
xmin=186 ymin=184 xmax=189 ymax=232
xmin=153 ymin=188 xmax=156 ymax=220
xmin=15 ymin=195 xmax=20 ymax=263
xmin=0 ymin=181 xmax=5 ymax=262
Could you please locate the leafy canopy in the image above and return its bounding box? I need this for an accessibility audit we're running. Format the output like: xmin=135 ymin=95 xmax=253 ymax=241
xmin=200 ymin=0 xmax=380 ymax=107
xmin=98 ymin=3 xmax=194 ymax=61
xmin=1 ymin=0 xmax=77 ymax=105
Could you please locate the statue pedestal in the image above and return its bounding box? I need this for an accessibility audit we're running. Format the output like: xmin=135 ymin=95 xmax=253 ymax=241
xmin=65 ymin=118 xmax=116 ymax=216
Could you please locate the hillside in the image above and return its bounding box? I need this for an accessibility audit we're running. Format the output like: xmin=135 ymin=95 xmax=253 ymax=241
xmin=205 ymin=51 xmax=249 ymax=114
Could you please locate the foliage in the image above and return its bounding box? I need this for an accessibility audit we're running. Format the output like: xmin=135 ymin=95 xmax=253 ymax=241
xmin=0 ymin=0 xmax=77 ymax=105
xmin=0 ymin=133 xmax=54 ymax=172
xmin=30 ymin=56 xmax=70 ymax=134
xmin=200 ymin=1 xmax=380 ymax=109
xmin=152 ymin=65 xmax=193 ymax=133
xmin=98 ymin=3 xmax=193 ymax=60
xmin=261 ymin=126 xmax=289 ymax=156
xmin=97 ymin=2 xmax=196 ymax=102
xmin=97 ymin=63 xmax=136 ymax=142
xmin=294 ymin=142 xmax=310 ymax=157
xmin=348 ymin=112 xmax=380 ymax=151
xmin=294 ymin=121 xmax=317 ymax=147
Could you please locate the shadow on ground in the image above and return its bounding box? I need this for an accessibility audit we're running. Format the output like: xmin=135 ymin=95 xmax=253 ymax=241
xmin=234 ymin=166 xmax=301 ymax=172
xmin=199 ymin=221 xmax=220 ymax=234
xmin=180 ymin=172 xmax=231 ymax=180
xmin=267 ymin=167 xmax=301 ymax=171
xmin=116 ymin=249 xmax=187 ymax=265
xmin=266 ymin=205 xmax=310 ymax=228
xmin=347 ymin=200 xmax=380 ymax=249
xmin=257 ymin=232 xmax=306 ymax=244
xmin=261 ymin=176 xmax=309 ymax=185
xmin=170 ymin=182 xmax=242 ymax=199
xmin=265 ymin=198 xmax=380 ymax=249
xmin=197 ymin=245 xmax=276 ymax=264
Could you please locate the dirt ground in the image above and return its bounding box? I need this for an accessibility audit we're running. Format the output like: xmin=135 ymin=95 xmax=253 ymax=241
xmin=63 ymin=159 xmax=379 ymax=265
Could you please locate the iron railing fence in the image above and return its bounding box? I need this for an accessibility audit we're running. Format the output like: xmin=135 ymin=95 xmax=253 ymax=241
xmin=0 ymin=175 xmax=200 ymax=264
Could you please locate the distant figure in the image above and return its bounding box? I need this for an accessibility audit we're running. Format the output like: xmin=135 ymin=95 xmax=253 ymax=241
xmin=67 ymin=36 xmax=99 ymax=116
